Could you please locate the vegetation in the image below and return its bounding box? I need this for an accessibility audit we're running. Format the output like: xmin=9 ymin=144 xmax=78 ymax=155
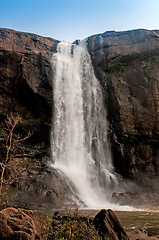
xmin=0 ymin=113 xmax=46 ymax=209
xmin=0 ymin=113 xmax=32 ymax=208
xmin=99 ymin=52 xmax=159 ymax=83
xmin=139 ymin=52 xmax=159 ymax=79
xmin=44 ymin=210 xmax=102 ymax=240
xmin=100 ymin=60 xmax=125 ymax=76
xmin=107 ymin=61 xmax=125 ymax=78
xmin=99 ymin=59 xmax=126 ymax=83
xmin=145 ymin=55 xmax=153 ymax=79
xmin=23 ymin=117 xmax=43 ymax=124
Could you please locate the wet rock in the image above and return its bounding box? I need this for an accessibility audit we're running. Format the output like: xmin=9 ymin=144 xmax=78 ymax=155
xmin=112 ymin=192 xmax=135 ymax=205
xmin=8 ymin=167 xmax=80 ymax=210
xmin=93 ymin=209 xmax=130 ymax=240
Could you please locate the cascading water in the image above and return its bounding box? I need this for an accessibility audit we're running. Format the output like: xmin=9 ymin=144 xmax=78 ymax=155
xmin=51 ymin=40 xmax=118 ymax=208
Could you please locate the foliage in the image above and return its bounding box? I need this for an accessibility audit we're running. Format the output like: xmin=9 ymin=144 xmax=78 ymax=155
xmin=23 ymin=117 xmax=43 ymax=124
xmin=107 ymin=61 xmax=125 ymax=77
xmin=145 ymin=55 xmax=153 ymax=79
xmin=139 ymin=52 xmax=159 ymax=79
xmin=100 ymin=59 xmax=126 ymax=82
xmin=100 ymin=52 xmax=159 ymax=83
xmin=44 ymin=210 xmax=102 ymax=240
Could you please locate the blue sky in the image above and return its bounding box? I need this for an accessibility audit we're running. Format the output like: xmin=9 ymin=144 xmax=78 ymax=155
xmin=0 ymin=0 xmax=159 ymax=42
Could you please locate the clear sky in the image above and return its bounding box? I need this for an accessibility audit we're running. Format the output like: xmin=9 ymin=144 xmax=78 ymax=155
xmin=0 ymin=0 xmax=159 ymax=42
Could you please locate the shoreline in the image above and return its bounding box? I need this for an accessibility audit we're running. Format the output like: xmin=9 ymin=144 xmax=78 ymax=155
xmin=49 ymin=208 xmax=159 ymax=236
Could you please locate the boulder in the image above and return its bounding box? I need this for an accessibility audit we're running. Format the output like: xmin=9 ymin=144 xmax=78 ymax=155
xmin=0 ymin=207 xmax=47 ymax=240
xmin=93 ymin=209 xmax=130 ymax=240
xmin=127 ymin=229 xmax=159 ymax=240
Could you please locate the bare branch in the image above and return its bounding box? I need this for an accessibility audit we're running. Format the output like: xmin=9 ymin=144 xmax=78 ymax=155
xmin=0 ymin=113 xmax=37 ymax=203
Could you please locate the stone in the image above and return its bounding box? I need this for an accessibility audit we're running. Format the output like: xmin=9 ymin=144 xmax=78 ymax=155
xmin=0 ymin=207 xmax=46 ymax=240
xmin=93 ymin=209 xmax=130 ymax=240
xmin=127 ymin=229 xmax=159 ymax=240
xmin=7 ymin=167 xmax=80 ymax=210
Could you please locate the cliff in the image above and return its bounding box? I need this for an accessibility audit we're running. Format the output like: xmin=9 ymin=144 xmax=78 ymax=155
xmin=0 ymin=28 xmax=56 ymax=119
xmin=87 ymin=29 xmax=159 ymax=178
xmin=1 ymin=27 xmax=159 ymax=209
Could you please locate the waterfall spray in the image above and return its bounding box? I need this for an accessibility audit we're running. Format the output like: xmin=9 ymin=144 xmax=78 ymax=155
xmin=51 ymin=40 xmax=118 ymax=208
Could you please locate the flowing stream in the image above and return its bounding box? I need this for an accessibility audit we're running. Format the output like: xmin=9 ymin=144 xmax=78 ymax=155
xmin=51 ymin=40 xmax=118 ymax=208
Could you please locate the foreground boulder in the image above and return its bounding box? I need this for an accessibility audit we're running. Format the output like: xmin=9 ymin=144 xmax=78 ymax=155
xmin=0 ymin=207 xmax=47 ymax=240
xmin=94 ymin=209 xmax=130 ymax=240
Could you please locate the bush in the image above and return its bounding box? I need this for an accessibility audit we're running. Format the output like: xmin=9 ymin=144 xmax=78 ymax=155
xmin=45 ymin=210 xmax=102 ymax=240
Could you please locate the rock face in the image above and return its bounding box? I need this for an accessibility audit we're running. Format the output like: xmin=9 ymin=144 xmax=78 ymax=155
xmin=87 ymin=29 xmax=159 ymax=178
xmin=94 ymin=209 xmax=130 ymax=240
xmin=8 ymin=167 xmax=79 ymax=211
xmin=1 ymin=27 xmax=159 ymax=209
xmin=0 ymin=27 xmax=57 ymax=121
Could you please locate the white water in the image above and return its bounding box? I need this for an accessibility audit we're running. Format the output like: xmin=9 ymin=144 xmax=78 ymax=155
xmin=51 ymin=41 xmax=119 ymax=208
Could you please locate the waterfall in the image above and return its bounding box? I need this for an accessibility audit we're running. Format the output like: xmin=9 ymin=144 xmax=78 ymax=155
xmin=51 ymin=40 xmax=118 ymax=208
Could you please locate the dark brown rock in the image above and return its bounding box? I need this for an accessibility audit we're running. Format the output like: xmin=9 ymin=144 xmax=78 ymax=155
xmin=7 ymin=167 xmax=80 ymax=210
xmin=0 ymin=27 xmax=58 ymax=120
xmin=87 ymin=29 xmax=159 ymax=178
xmin=93 ymin=209 xmax=130 ymax=240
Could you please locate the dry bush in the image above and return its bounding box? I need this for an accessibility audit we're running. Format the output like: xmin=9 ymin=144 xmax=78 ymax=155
xmin=0 ymin=113 xmax=35 ymax=208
